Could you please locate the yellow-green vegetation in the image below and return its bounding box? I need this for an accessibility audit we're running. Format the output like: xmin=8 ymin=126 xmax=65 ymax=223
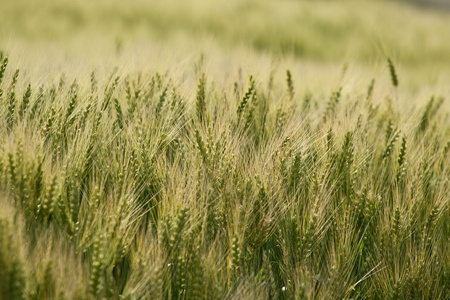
xmin=0 ymin=0 xmax=449 ymax=299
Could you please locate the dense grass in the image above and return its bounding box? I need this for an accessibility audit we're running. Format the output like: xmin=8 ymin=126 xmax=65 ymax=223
xmin=0 ymin=47 xmax=449 ymax=299
xmin=1 ymin=0 xmax=449 ymax=299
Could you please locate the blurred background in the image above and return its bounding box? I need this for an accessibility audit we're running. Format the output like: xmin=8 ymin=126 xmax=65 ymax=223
xmin=1 ymin=0 xmax=449 ymax=95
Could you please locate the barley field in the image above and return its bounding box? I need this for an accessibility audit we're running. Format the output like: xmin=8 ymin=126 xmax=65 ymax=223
xmin=0 ymin=0 xmax=449 ymax=299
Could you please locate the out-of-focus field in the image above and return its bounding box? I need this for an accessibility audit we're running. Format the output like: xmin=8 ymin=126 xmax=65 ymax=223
xmin=0 ymin=0 xmax=449 ymax=299
xmin=1 ymin=0 xmax=450 ymax=91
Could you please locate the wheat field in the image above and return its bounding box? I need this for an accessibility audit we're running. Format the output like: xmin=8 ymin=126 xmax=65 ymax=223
xmin=0 ymin=0 xmax=449 ymax=299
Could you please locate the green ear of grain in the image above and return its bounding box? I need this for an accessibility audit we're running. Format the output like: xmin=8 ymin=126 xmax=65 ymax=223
xmin=366 ymin=79 xmax=375 ymax=100
xmin=286 ymin=69 xmax=295 ymax=100
xmin=387 ymin=58 xmax=398 ymax=87
xmin=237 ymin=75 xmax=255 ymax=120
xmin=113 ymin=97 xmax=124 ymax=129
xmin=196 ymin=73 xmax=207 ymax=122
xmin=0 ymin=56 xmax=8 ymax=86
xmin=19 ymin=83 xmax=32 ymax=119
xmin=7 ymin=69 xmax=20 ymax=130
